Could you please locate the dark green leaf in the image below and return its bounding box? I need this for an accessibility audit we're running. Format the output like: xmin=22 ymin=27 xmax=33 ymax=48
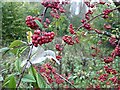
xmin=29 ymin=66 xmax=51 ymax=88
xmin=2 ymin=74 xmax=16 ymax=88
xmin=8 ymin=75 xmax=16 ymax=88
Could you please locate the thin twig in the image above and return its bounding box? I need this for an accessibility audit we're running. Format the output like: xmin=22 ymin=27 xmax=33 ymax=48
xmin=55 ymin=72 xmax=77 ymax=90
xmin=16 ymin=45 xmax=33 ymax=88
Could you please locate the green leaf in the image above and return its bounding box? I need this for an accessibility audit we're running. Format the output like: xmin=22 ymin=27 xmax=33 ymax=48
xmin=29 ymin=66 xmax=51 ymax=88
xmin=22 ymin=74 xmax=36 ymax=83
xmin=9 ymin=40 xmax=24 ymax=55
xmin=2 ymin=80 xmax=10 ymax=88
xmin=29 ymin=66 xmax=39 ymax=87
xmin=8 ymin=75 xmax=16 ymax=88
xmin=56 ymin=21 xmax=60 ymax=27
xmin=0 ymin=47 xmax=10 ymax=53
xmin=15 ymin=58 xmax=21 ymax=73
xmin=2 ymin=74 xmax=16 ymax=88
xmin=17 ymin=46 xmax=28 ymax=57
xmin=36 ymin=73 xmax=46 ymax=88
xmin=34 ymin=20 xmax=43 ymax=29
xmin=2 ymin=75 xmax=12 ymax=87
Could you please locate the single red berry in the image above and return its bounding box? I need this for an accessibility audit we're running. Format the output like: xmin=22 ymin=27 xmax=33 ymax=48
xmin=104 ymin=24 xmax=112 ymax=29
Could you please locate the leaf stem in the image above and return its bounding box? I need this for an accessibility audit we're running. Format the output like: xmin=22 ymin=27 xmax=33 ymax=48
xmin=16 ymin=45 xmax=33 ymax=88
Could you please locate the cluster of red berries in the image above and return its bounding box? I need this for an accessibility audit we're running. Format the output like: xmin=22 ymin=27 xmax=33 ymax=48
xmin=39 ymin=63 xmax=55 ymax=84
xmin=109 ymin=76 xmax=118 ymax=84
xmin=54 ymin=74 xmax=64 ymax=84
xmin=62 ymin=35 xmax=79 ymax=45
xmin=111 ymin=45 xmax=120 ymax=57
xmin=50 ymin=5 xmax=67 ymax=19
xmin=31 ymin=30 xmax=55 ymax=47
xmin=55 ymin=44 xmax=63 ymax=51
xmin=62 ymin=24 xmax=79 ymax=45
xmin=35 ymin=63 xmax=65 ymax=84
xmin=50 ymin=9 xmax=60 ymax=19
xmin=81 ymin=15 xmax=92 ymax=31
xmin=81 ymin=19 xmax=86 ymax=23
xmin=41 ymin=0 xmax=68 ymax=19
xmin=41 ymin=0 xmax=68 ymax=9
xmin=83 ymin=23 xmax=92 ymax=30
xmin=84 ymin=2 xmax=95 ymax=8
xmin=26 ymin=15 xmax=51 ymax=29
xmin=109 ymin=37 xmax=117 ymax=47
xmin=26 ymin=16 xmax=41 ymax=29
xmin=104 ymin=56 xmax=113 ymax=63
xmin=85 ymin=1 xmax=106 ymax=9
xmin=102 ymin=9 xmax=112 ymax=19
xmin=104 ymin=66 xmax=117 ymax=75
xmin=97 ymin=65 xmax=118 ymax=86
xmin=85 ymin=10 xmax=93 ymax=20
xmin=98 ymin=73 xmax=108 ymax=82
xmin=69 ymin=24 xmax=76 ymax=34
xmin=56 ymin=55 xmax=62 ymax=60
xmin=43 ymin=18 xmax=51 ymax=28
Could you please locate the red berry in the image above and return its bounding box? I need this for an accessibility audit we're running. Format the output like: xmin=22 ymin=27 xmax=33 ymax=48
xmin=95 ymin=29 xmax=102 ymax=34
xmin=31 ymin=31 xmax=55 ymax=47
xmin=104 ymin=56 xmax=113 ymax=63
xmin=46 ymin=18 xmax=50 ymax=24
xmin=104 ymin=24 xmax=112 ymax=29
xmin=69 ymin=24 xmax=75 ymax=34
xmin=26 ymin=16 xmax=41 ymax=29
xmin=55 ymin=44 xmax=63 ymax=51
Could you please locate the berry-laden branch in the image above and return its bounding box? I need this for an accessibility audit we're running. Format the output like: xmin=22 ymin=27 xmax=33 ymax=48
xmin=36 ymin=63 xmax=77 ymax=89
xmin=54 ymin=72 xmax=77 ymax=90
xmin=76 ymin=13 xmax=103 ymax=31
xmin=76 ymin=6 xmax=120 ymax=40
xmin=16 ymin=45 xmax=33 ymax=88
xmin=76 ymin=6 xmax=120 ymax=31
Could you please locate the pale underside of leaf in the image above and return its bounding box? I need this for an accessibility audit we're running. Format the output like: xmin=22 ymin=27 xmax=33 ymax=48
xmin=21 ymin=45 xmax=60 ymax=68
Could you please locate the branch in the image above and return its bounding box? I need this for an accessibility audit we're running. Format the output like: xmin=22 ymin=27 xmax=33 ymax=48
xmin=41 ymin=7 xmax=48 ymax=24
xmin=16 ymin=45 xmax=33 ymax=88
xmin=55 ymin=72 xmax=77 ymax=90
xmin=76 ymin=6 xmax=120 ymax=31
